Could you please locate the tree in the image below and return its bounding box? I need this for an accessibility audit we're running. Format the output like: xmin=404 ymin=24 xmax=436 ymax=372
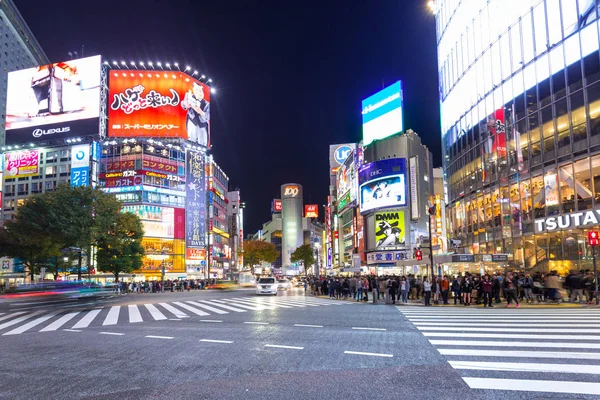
xmin=243 ymin=240 xmax=278 ymax=275
xmin=291 ymin=244 xmax=316 ymax=277
xmin=96 ymin=211 xmax=145 ymax=282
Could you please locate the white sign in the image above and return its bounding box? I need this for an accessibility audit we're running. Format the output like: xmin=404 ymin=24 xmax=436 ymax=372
xmin=71 ymin=144 xmax=90 ymax=169
xmin=409 ymin=156 xmax=419 ymax=220
xmin=544 ymin=174 xmax=559 ymax=207
xmin=535 ymin=210 xmax=600 ymax=233
xmin=366 ymin=250 xmax=411 ymax=265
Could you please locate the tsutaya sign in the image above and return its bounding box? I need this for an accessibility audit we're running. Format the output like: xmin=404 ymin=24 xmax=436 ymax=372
xmin=535 ymin=210 xmax=600 ymax=233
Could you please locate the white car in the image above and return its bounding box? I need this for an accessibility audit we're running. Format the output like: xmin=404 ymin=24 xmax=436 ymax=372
xmin=256 ymin=277 xmax=278 ymax=295
xmin=277 ymin=279 xmax=291 ymax=290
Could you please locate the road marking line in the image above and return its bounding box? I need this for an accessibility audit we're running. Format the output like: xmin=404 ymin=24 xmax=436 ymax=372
xmin=414 ymin=322 xmax=600 ymax=327
xmin=100 ymin=332 xmax=124 ymax=336
xmin=430 ymin=340 xmax=600 ymax=349
xmin=145 ymin=335 xmax=174 ymax=340
xmin=0 ymin=311 xmax=44 ymax=331
xmin=265 ymin=344 xmax=304 ymax=350
xmin=422 ymin=332 xmax=600 ymax=340
xmin=39 ymin=312 xmax=80 ymax=332
xmin=200 ymin=339 xmax=233 ymax=344
xmin=294 ymin=324 xmax=323 ymax=328
xmin=408 ymin=317 xmax=600 ymax=321
xmin=158 ymin=302 xmax=188 ymax=318
xmin=200 ymin=320 xmax=223 ymax=323
xmin=3 ymin=313 xmax=58 ymax=335
xmin=173 ymin=301 xmax=210 ymax=316
xmin=463 ymin=377 xmax=600 ymax=395
xmin=244 ymin=321 xmax=269 ymax=325
xmin=344 ymin=351 xmax=393 ymax=357
xmin=128 ymin=305 xmax=143 ymax=323
xmin=168 ymin=318 xmax=182 ymax=321
xmin=225 ymin=299 xmax=270 ymax=310
xmin=352 ymin=327 xmax=386 ymax=331
xmin=144 ymin=304 xmax=167 ymax=321
xmin=63 ymin=329 xmax=82 ymax=332
xmin=186 ymin=300 xmax=230 ymax=314
xmin=103 ymin=306 xmax=120 ymax=326
xmin=417 ymin=326 xmax=600 ymax=333
xmin=0 ymin=312 xmax=27 ymax=322
xmin=440 ymin=349 xmax=600 ymax=360
xmin=450 ymin=360 xmax=600 ymax=374
xmin=196 ymin=300 xmax=246 ymax=313
xmin=72 ymin=309 xmax=101 ymax=329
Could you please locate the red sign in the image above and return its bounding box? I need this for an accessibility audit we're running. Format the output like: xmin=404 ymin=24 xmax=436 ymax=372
xmin=334 ymin=231 xmax=339 ymax=239
xmin=305 ymin=204 xmax=318 ymax=218
xmin=490 ymin=108 xmax=506 ymax=158
xmin=589 ymin=231 xmax=599 ymax=247
xmin=273 ymin=200 xmax=282 ymax=212
xmin=108 ymin=71 xmax=211 ymax=146
xmin=186 ymin=248 xmax=206 ymax=260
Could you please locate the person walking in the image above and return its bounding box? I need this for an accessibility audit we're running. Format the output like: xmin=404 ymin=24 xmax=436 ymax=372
xmin=481 ymin=274 xmax=493 ymax=307
xmin=504 ymin=272 xmax=520 ymax=308
xmin=441 ymin=276 xmax=450 ymax=305
xmin=492 ymin=273 xmax=502 ymax=303
xmin=423 ymin=277 xmax=432 ymax=306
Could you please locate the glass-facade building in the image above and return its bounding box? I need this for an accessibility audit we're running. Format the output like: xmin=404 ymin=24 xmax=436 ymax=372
xmin=437 ymin=0 xmax=600 ymax=274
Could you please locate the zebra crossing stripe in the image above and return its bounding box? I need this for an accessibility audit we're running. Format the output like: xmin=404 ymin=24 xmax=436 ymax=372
xmin=413 ymin=322 xmax=600 ymax=328
xmin=226 ymin=299 xmax=272 ymax=310
xmin=172 ymin=302 xmax=210 ymax=316
xmin=39 ymin=312 xmax=80 ymax=332
xmin=196 ymin=300 xmax=246 ymax=313
xmin=158 ymin=302 xmax=188 ymax=318
xmin=3 ymin=313 xmax=58 ymax=335
xmin=429 ymin=340 xmax=600 ymax=349
xmin=450 ymin=360 xmax=600 ymax=374
xmin=422 ymin=332 xmax=600 ymax=340
xmin=103 ymin=306 xmax=120 ymax=326
xmin=462 ymin=377 xmax=600 ymax=396
xmin=0 ymin=312 xmax=27 ymax=323
xmin=72 ymin=309 xmax=102 ymax=329
xmin=185 ymin=300 xmax=229 ymax=314
xmin=417 ymin=326 xmax=600 ymax=333
xmin=439 ymin=348 xmax=600 ymax=360
xmin=0 ymin=311 xmax=44 ymax=331
xmin=128 ymin=305 xmax=143 ymax=323
xmin=241 ymin=298 xmax=292 ymax=308
xmin=144 ymin=304 xmax=167 ymax=321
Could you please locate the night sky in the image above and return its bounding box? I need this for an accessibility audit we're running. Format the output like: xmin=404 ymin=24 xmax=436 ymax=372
xmin=16 ymin=0 xmax=440 ymax=234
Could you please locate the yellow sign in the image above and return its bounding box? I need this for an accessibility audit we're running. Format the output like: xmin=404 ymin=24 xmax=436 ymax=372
xmin=212 ymin=226 xmax=230 ymax=239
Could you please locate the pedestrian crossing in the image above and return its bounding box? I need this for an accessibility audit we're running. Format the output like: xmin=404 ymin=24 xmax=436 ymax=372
xmin=0 ymin=296 xmax=343 ymax=336
xmin=399 ymin=307 xmax=600 ymax=397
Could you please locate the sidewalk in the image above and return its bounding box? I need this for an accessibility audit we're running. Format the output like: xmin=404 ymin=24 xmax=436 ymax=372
xmin=314 ymin=294 xmax=599 ymax=308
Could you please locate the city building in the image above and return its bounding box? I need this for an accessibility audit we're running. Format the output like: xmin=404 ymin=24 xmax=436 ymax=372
xmin=435 ymin=0 xmax=600 ymax=275
xmin=226 ymin=189 xmax=244 ymax=274
xmin=208 ymin=158 xmax=231 ymax=278
xmin=252 ymin=187 xmax=325 ymax=276
xmin=0 ymin=0 xmax=48 ymax=142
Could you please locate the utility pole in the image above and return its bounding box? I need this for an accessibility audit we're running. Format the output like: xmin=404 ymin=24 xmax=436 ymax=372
xmin=589 ymin=231 xmax=599 ymax=305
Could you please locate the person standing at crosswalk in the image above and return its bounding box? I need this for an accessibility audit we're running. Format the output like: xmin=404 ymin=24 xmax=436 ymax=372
xmin=461 ymin=275 xmax=473 ymax=306
xmin=504 ymin=272 xmax=520 ymax=308
xmin=423 ymin=277 xmax=432 ymax=306
xmin=481 ymin=274 xmax=493 ymax=308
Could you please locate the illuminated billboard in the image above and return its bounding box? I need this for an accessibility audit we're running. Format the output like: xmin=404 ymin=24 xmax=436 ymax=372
xmin=185 ymin=151 xmax=207 ymax=251
xmin=108 ymin=71 xmax=210 ymax=146
xmin=358 ymin=158 xmax=407 ymax=213
xmin=272 ymin=199 xmax=282 ymax=213
xmin=6 ymin=55 xmax=102 ymax=145
xmin=305 ymin=205 xmax=318 ymax=218
xmin=374 ymin=211 xmax=406 ymax=249
xmin=362 ymin=81 xmax=403 ymax=147
xmin=4 ymin=150 xmax=40 ymax=178
xmin=328 ymin=143 xmax=355 ymax=176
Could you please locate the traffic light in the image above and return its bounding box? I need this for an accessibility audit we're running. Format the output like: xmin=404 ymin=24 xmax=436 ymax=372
xmin=415 ymin=249 xmax=423 ymax=261
xmin=589 ymin=231 xmax=599 ymax=247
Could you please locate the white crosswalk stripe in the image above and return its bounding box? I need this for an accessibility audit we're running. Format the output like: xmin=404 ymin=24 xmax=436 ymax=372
xmin=399 ymin=307 xmax=600 ymax=396
xmin=0 ymin=295 xmax=342 ymax=335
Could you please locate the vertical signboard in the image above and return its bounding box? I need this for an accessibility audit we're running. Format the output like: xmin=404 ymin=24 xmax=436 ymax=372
xmin=70 ymin=144 xmax=90 ymax=187
xmin=185 ymin=150 xmax=207 ymax=258
xmin=409 ymin=156 xmax=419 ymax=220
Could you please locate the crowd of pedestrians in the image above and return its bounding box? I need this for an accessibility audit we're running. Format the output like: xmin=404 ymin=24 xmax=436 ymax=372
xmin=112 ymin=279 xmax=215 ymax=294
xmin=304 ymin=269 xmax=597 ymax=307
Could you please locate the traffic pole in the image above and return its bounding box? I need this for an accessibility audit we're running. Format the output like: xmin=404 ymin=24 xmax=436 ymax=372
xmin=594 ymin=245 xmax=599 ymax=305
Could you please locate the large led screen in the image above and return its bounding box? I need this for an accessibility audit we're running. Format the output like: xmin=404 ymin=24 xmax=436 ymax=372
xmin=374 ymin=210 xmax=406 ymax=249
xmin=358 ymin=158 xmax=407 ymax=213
xmin=6 ymin=55 xmax=102 ymax=145
xmin=362 ymin=81 xmax=403 ymax=147
xmin=109 ymin=71 xmax=211 ymax=146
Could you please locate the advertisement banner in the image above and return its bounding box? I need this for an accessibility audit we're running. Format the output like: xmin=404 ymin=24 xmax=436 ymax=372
xmin=186 ymin=248 xmax=206 ymax=260
xmin=374 ymin=211 xmax=406 ymax=249
xmin=108 ymin=71 xmax=211 ymax=146
xmin=70 ymin=144 xmax=90 ymax=187
xmin=544 ymin=174 xmax=559 ymax=207
xmin=6 ymin=55 xmax=102 ymax=145
xmin=489 ymin=108 xmax=507 ymax=158
xmin=305 ymin=204 xmax=318 ymax=218
xmin=329 ymin=143 xmax=355 ymax=176
xmin=4 ymin=150 xmax=40 ymax=178
xmin=358 ymin=158 xmax=407 ymax=213
xmin=362 ymin=81 xmax=403 ymax=146
xmin=409 ymin=156 xmax=419 ymax=220
xmin=123 ymin=205 xmax=174 ymax=238
xmin=272 ymin=199 xmax=282 ymax=213
xmin=185 ymin=151 xmax=206 ymax=251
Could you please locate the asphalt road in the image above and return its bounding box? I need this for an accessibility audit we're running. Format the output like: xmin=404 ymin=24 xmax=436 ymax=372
xmin=0 ymin=289 xmax=598 ymax=399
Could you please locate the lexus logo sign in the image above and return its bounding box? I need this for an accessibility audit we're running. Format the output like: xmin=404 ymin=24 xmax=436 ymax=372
xmin=32 ymin=126 xmax=70 ymax=138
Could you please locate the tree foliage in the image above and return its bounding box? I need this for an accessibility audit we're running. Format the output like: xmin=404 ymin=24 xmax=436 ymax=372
xmin=0 ymin=184 xmax=143 ymax=281
xmin=291 ymin=244 xmax=316 ymax=276
xmin=96 ymin=212 xmax=145 ymax=282
xmin=243 ymin=240 xmax=278 ymax=274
